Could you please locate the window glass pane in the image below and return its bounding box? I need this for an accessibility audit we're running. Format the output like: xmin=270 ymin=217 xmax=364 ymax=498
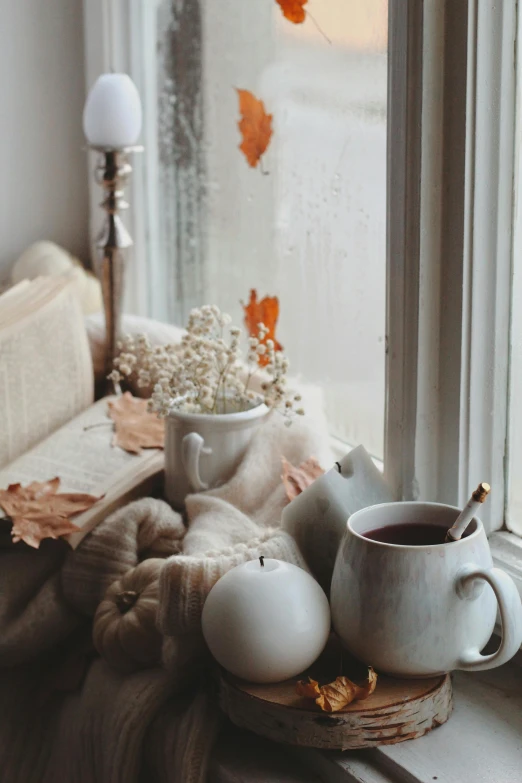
xmin=154 ymin=0 xmax=388 ymax=458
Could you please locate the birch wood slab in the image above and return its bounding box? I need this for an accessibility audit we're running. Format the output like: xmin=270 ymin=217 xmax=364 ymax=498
xmin=219 ymin=670 xmax=452 ymax=751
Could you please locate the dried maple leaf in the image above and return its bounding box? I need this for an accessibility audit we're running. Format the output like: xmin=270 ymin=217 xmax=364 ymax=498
xmin=243 ymin=289 xmax=282 ymax=366
xmin=296 ymin=677 xmax=321 ymax=699
xmin=0 ymin=478 xmax=100 ymax=549
xmin=275 ymin=0 xmax=307 ymax=24
xmin=296 ymin=668 xmax=377 ymax=713
xmin=108 ymin=392 xmax=165 ymax=455
xmin=236 ymin=89 xmax=273 ymax=169
xmin=282 ymin=456 xmax=324 ymax=501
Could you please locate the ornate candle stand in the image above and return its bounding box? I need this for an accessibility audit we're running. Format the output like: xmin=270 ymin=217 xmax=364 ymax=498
xmin=90 ymin=145 xmax=143 ymax=391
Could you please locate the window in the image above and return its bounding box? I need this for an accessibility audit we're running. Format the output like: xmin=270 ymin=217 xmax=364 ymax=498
xmin=137 ymin=0 xmax=388 ymax=459
xmin=84 ymin=0 xmax=521 ymax=549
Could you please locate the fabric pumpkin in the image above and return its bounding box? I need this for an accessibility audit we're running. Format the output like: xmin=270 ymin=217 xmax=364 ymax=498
xmin=93 ymin=558 xmax=164 ymax=673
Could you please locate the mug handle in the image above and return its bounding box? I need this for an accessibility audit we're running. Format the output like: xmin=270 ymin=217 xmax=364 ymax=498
xmin=181 ymin=433 xmax=212 ymax=492
xmin=456 ymin=563 xmax=522 ymax=671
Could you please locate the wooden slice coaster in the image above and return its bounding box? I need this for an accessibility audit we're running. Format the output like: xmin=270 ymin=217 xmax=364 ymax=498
xmin=218 ymin=638 xmax=453 ymax=750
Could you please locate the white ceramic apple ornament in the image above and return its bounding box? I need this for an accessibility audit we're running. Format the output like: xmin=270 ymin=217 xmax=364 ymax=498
xmin=202 ymin=557 xmax=331 ymax=683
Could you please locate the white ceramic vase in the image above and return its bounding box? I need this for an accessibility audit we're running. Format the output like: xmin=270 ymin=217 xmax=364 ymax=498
xmin=164 ymin=402 xmax=269 ymax=509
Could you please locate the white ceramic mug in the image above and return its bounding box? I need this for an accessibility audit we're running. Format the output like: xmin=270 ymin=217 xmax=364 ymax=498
xmin=330 ymin=502 xmax=522 ymax=677
xmin=164 ymin=403 xmax=269 ymax=509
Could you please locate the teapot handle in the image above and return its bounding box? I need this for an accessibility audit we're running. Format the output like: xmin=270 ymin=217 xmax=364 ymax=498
xmin=456 ymin=563 xmax=522 ymax=671
xmin=181 ymin=433 xmax=212 ymax=492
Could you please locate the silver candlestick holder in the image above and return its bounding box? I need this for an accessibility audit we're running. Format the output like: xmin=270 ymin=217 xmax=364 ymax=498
xmin=89 ymin=144 xmax=143 ymax=391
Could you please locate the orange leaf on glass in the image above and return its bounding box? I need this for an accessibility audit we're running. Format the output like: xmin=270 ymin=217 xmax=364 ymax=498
xmin=108 ymin=392 xmax=165 ymax=455
xmin=0 ymin=478 xmax=101 ymax=549
xmin=243 ymin=289 xmax=282 ymax=366
xmin=281 ymin=456 xmax=324 ymax=502
xmin=275 ymin=0 xmax=307 ymax=24
xmin=236 ymin=89 xmax=273 ymax=169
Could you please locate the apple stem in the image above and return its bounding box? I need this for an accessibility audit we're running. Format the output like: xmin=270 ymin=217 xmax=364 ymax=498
xmin=259 ymin=556 xmax=265 ymax=567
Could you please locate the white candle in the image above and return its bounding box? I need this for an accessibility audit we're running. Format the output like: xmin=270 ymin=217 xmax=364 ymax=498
xmin=282 ymin=446 xmax=394 ymax=590
xmin=202 ymin=558 xmax=330 ymax=683
xmin=83 ymin=73 xmax=142 ymax=148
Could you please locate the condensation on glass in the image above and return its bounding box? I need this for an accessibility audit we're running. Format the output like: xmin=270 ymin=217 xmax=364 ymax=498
xmin=155 ymin=0 xmax=388 ymax=458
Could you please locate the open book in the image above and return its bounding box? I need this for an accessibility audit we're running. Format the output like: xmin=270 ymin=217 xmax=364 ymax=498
xmin=0 ymin=277 xmax=165 ymax=548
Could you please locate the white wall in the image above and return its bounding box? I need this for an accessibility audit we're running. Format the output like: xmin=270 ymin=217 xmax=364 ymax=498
xmin=0 ymin=0 xmax=89 ymax=281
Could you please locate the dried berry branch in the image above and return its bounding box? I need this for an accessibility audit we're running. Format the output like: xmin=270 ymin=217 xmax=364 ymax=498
xmin=110 ymin=304 xmax=303 ymax=423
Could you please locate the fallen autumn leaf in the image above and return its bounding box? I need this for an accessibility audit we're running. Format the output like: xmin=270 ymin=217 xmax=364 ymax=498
xmin=108 ymin=392 xmax=165 ymax=455
xmin=0 ymin=478 xmax=100 ymax=549
xmin=296 ymin=667 xmax=377 ymax=712
xmin=281 ymin=456 xmax=324 ymax=501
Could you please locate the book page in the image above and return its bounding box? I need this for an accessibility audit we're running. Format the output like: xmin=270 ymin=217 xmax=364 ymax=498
xmin=0 ymin=277 xmax=94 ymax=468
xmin=0 ymin=397 xmax=165 ymax=548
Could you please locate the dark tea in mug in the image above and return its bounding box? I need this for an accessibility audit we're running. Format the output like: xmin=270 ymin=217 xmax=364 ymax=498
xmin=362 ymin=522 xmax=468 ymax=546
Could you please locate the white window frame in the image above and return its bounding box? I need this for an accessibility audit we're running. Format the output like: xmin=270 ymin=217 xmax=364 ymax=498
xmin=386 ymin=0 xmax=516 ymax=535
xmin=83 ymin=0 xmax=522 ymax=580
xmin=491 ymin=0 xmax=522 ymax=590
xmin=385 ymin=0 xmax=521 ymax=597
xmin=506 ymin=1 xmax=522 ymax=539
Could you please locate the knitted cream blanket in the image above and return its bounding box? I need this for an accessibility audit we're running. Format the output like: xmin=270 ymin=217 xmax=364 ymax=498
xmin=0 ymin=407 xmax=331 ymax=783
xmin=159 ymin=409 xmax=331 ymax=783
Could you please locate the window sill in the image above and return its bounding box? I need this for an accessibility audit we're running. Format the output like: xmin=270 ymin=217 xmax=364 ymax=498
xmin=211 ymin=531 xmax=522 ymax=782
xmin=212 ymin=651 xmax=522 ymax=782
xmin=293 ymin=649 xmax=522 ymax=783
xmin=282 ymin=460 xmax=522 ymax=781
xmin=290 ymin=530 xmax=522 ymax=783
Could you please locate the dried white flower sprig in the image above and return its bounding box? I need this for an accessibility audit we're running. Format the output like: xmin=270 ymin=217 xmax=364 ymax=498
xmin=109 ymin=305 xmax=304 ymax=422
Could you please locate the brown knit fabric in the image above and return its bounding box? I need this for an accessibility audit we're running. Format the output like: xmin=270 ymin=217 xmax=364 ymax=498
xmin=0 ymin=498 xmax=184 ymax=669
xmin=0 ymin=538 xmax=81 ymax=667
xmin=172 ymin=685 xmax=223 ymax=783
xmin=42 ymin=661 xmax=176 ymax=783
xmin=162 ymin=632 xmax=210 ymax=689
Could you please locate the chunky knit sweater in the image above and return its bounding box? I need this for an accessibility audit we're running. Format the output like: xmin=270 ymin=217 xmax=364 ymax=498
xmin=0 ymin=406 xmax=331 ymax=783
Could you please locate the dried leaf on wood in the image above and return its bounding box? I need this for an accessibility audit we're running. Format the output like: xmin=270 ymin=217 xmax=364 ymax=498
xmin=281 ymin=456 xmax=324 ymax=501
xmin=108 ymin=392 xmax=165 ymax=455
xmin=236 ymin=89 xmax=273 ymax=169
xmin=243 ymin=289 xmax=282 ymax=366
xmin=295 ymin=677 xmax=321 ymax=699
xmin=296 ymin=668 xmax=377 ymax=713
xmin=0 ymin=478 xmax=100 ymax=549
xmin=275 ymin=0 xmax=308 ymax=24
